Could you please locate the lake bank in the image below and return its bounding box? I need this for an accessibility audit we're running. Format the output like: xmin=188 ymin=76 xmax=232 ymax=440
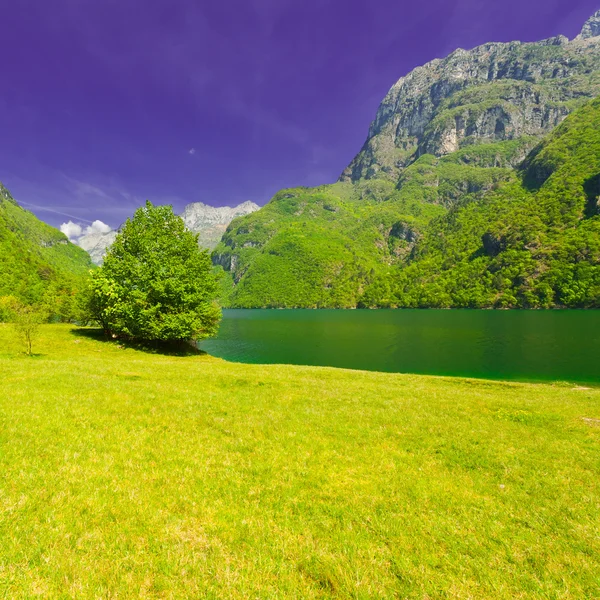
xmin=1 ymin=324 xmax=599 ymax=598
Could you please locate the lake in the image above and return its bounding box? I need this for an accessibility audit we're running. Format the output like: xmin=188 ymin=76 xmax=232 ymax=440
xmin=199 ymin=309 xmax=600 ymax=383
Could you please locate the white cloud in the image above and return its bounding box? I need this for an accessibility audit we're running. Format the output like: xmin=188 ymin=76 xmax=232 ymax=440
xmin=189 ymin=148 xmax=196 ymax=155
xmin=60 ymin=220 xmax=83 ymax=240
xmin=60 ymin=219 xmax=112 ymax=243
xmin=84 ymin=220 xmax=112 ymax=235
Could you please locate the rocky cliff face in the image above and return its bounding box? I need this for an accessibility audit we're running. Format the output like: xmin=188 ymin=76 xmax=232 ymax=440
xmin=77 ymin=230 xmax=119 ymax=266
xmin=180 ymin=201 xmax=260 ymax=251
xmin=580 ymin=9 xmax=600 ymax=39
xmin=340 ymin=13 xmax=600 ymax=182
xmin=78 ymin=200 xmax=260 ymax=265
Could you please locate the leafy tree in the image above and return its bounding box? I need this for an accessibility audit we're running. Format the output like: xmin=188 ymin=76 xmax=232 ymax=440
xmin=40 ymin=283 xmax=81 ymax=323
xmin=10 ymin=302 xmax=47 ymax=356
xmin=87 ymin=202 xmax=221 ymax=341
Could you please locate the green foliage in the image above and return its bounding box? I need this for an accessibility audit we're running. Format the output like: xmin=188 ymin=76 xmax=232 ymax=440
xmin=213 ymin=265 xmax=235 ymax=307
xmin=397 ymin=152 xmax=516 ymax=207
xmin=0 ymin=295 xmax=19 ymax=323
xmin=217 ymin=98 xmax=600 ymax=309
xmin=213 ymin=143 xmax=522 ymax=308
xmin=440 ymin=137 xmax=538 ymax=168
xmin=362 ymin=98 xmax=600 ymax=308
xmin=88 ymin=202 xmax=221 ymax=341
xmin=213 ymin=183 xmax=444 ymax=308
xmin=0 ymin=184 xmax=93 ymax=318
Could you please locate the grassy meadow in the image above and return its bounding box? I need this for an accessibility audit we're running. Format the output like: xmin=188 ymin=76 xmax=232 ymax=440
xmin=0 ymin=324 xmax=599 ymax=598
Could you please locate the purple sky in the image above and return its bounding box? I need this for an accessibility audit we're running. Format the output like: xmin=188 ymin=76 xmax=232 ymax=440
xmin=1 ymin=0 xmax=599 ymax=230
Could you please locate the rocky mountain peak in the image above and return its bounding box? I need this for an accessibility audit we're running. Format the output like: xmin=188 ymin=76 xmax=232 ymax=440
xmin=180 ymin=200 xmax=260 ymax=251
xmin=580 ymin=10 xmax=600 ymax=39
xmin=236 ymin=200 xmax=261 ymax=211
xmin=77 ymin=230 xmax=118 ymax=266
xmin=340 ymin=20 xmax=600 ymax=183
xmin=180 ymin=201 xmax=260 ymax=228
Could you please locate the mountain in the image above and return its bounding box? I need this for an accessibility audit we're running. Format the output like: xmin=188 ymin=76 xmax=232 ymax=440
xmin=213 ymin=181 xmax=446 ymax=307
xmin=180 ymin=201 xmax=260 ymax=250
xmin=78 ymin=200 xmax=260 ymax=265
xmin=341 ymin=25 xmax=600 ymax=183
xmin=77 ymin=229 xmax=119 ymax=266
xmin=362 ymin=97 xmax=600 ymax=308
xmin=0 ymin=183 xmax=93 ymax=306
xmin=214 ymin=10 xmax=600 ymax=308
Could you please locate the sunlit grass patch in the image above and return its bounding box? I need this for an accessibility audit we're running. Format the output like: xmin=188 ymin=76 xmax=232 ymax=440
xmin=0 ymin=324 xmax=599 ymax=598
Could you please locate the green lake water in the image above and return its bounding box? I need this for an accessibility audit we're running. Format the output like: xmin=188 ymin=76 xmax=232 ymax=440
xmin=199 ymin=309 xmax=600 ymax=383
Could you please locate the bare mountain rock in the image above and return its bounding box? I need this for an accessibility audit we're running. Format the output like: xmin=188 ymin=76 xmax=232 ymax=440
xmin=579 ymin=9 xmax=600 ymax=39
xmin=340 ymin=16 xmax=600 ymax=183
xmin=76 ymin=230 xmax=119 ymax=266
xmin=180 ymin=201 xmax=260 ymax=251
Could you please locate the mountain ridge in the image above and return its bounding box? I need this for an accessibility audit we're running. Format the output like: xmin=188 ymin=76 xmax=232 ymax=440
xmin=340 ymin=17 xmax=600 ymax=182
xmin=214 ymin=9 xmax=600 ymax=309
xmin=580 ymin=9 xmax=600 ymax=39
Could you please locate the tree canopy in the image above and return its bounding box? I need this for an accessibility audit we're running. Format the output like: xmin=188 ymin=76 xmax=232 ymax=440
xmin=88 ymin=201 xmax=221 ymax=341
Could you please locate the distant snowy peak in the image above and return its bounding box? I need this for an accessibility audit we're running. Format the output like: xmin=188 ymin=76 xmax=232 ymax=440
xmin=77 ymin=200 xmax=260 ymax=265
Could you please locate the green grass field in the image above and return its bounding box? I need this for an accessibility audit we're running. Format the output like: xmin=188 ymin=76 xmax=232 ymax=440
xmin=0 ymin=325 xmax=599 ymax=598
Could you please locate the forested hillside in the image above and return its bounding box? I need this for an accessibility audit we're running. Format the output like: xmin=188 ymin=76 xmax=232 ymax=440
xmin=214 ymin=180 xmax=445 ymax=307
xmin=362 ymin=98 xmax=600 ymax=308
xmin=0 ymin=184 xmax=93 ymax=312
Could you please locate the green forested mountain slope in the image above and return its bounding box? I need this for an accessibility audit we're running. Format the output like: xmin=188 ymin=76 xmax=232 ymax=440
xmin=215 ymin=105 xmax=599 ymax=308
xmin=0 ymin=184 xmax=93 ymax=304
xmin=215 ymin=138 xmax=529 ymax=308
xmin=215 ymin=179 xmax=451 ymax=308
xmin=214 ymin=12 xmax=600 ymax=309
xmin=362 ymin=97 xmax=600 ymax=308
